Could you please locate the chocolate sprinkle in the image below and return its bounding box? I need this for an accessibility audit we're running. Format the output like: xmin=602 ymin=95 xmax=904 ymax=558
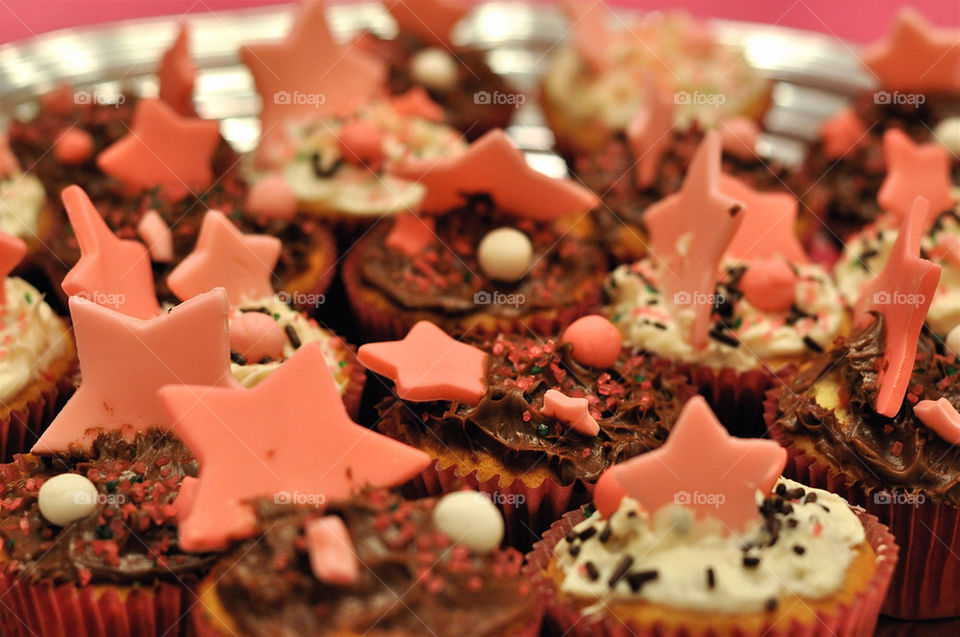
xmin=578 ymin=527 xmax=597 ymax=542
xmin=598 ymin=522 xmax=612 ymax=544
xmin=743 ymin=556 xmax=760 ymax=568
xmin=765 ymin=598 xmax=778 ymax=612
xmin=230 ymin=351 xmax=247 ymax=365
xmin=584 ymin=561 xmax=599 ymax=581
xmin=626 ymin=569 xmax=658 ymax=592
xmin=608 ymin=555 xmax=635 ymax=588
xmin=793 ymin=545 xmax=806 ymax=555
xmin=802 ymin=336 xmax=824 ymax=353
xmin=708 ymin=328 xmax=740 ymax=348
xmin=284 ymin=324 xmax=302 ymax=349
xmin=706 ymin=567 xmax=716 ymax=589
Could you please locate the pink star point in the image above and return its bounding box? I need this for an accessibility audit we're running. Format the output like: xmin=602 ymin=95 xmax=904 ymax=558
xmin=854 ymin=196 xmax=942 ymax=417
xmin=720 ymin=175 xmax=809 ymax=264
xmin=357 ymin=321 xmax=487 ymax=404
xmin=167 ymin=210 xmax=281 ymax=306
xmin=96 ymin=98 xmax=220 ymax=201
xmin=626 ymin=76 xmax=675 ymax=189
xmin=385 ymin=212 xmax=436 ymax=256
xmin=306 ymin=516 xmax=360 ymax=585
xmin=32 ymin=289 xmax=234 ymax=455
xmin=159 ymin=342 xmax=432 ymax=551
xmin=862 ymin=8 xmax=960 ymax=93
xmin=878 ymin=128 xmax=953 ymax=228
xmin=560 ymin=0 xmax=614 ymax=72
xmin=60 ymin=185 xmax=161 ymax=320
xmin=157 ymin=22 xmax=196 ymax=116
xmin=542 ymin=389 xmax=599 ymax=437
xmin=594 ymin=395 xmax=786 ymax=530
xmin=644 ymin=131 xmax=745 ymax=349
xmin=392 ymin=129 xmax=599 ymax=220
xmin=819 ymin=108 xmax=867 ymax=159
xmin=0 ymin=232 xmax=26 ymax=305
xmin=386 ymin=0 xmax=469 ymax=47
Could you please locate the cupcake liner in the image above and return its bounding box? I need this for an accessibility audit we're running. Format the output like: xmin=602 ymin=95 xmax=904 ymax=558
xmin=281 ymin=220 xmax=339 ymax=313
xmin=676 ymin=361 xmax=784 ymax=439
xmin=0 ymin=366 xmax=76 ymax=463
xmin=0 ymin=571 xmax=186 ymax=637
xmin=337 ymin=337 xmax=366 ymax=420
xmin=525 ymin=507 xmax=897 ymax=637
xmin=764 ymin=386 xmax=960 ymax=619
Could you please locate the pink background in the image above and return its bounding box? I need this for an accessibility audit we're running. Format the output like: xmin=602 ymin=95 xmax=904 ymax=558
xmin=0 ymin=1 xmax=957 ymax=45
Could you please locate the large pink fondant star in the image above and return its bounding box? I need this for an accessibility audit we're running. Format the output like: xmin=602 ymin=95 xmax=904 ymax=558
xmin=862 ymin=7 xmax=960 ymax=93
xmin=32 ymin=289 xmax=235 ymax=455
xmin=644 ymin=131 xmax=744 ymax=349
xmin=357 ymin=321 xmax=487 ymax=404
xmin=97 ymin=98 xmax=220 ymax=201
xmin=60 ymin=185 xmax=161 ymax=320
xmin=877 ymin=128 xmax=953 ymax=228
xmin=626 ymin=76 xmax=675 ymax=189
xmin=593 ymin=396 xmax=786 ymax=531
xmin=720 ymin=175 xmax=809 ymax=264
xmin=241 ymin=1 xmax=385 ymax=150
xmin=561 ymin=0 xmax=614 ymax=72
xmin=156 ymin=23 xmax=195 ymax=116
xmin=167 ymin=210 xmax=281 ymax=306
xmin=386 ymin=0 xmax=468 ymax=47
xmin=854 ymin=196 xmax=942 ymax=418
xmin=0 ymin=232 xmax=26 ymax=305
xmin=392 ymin=129 xmax=599 ymax=220
xmin=159 ymin=342 xmax=431 ymax=551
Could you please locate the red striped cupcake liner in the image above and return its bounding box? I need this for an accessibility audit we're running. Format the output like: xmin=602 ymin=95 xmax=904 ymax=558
xmin=525 ymin=507 xmax=897 ymax=637
xmin=0 ymin=371 xmax=76 ymax=463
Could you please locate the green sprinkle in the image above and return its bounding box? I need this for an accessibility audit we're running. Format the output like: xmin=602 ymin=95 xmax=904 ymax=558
xmin=530 ymin=365 xmax=542 ymax=374
xmin=388 ymin=500 xmax=399 ymax=512
xmin=633 ymin=375 xmax=646 ymax=383
xmin=94 ymin=525 xmax=113 ymax=539
xmin=4 ymin=538 xmax=14 ymax=552
xmin=129 ymin=475 xmax=143 ymax=484
xmin=612 ymin=313 xmax=623 ymax=323
xmin=536 ymin=423 xmax=550 ymax=438
xmin=947 ymin=365 xmax=959 ymax=377
xmin=273 ymin=313 xmax=281 ymax=321
xmin=581 ymin=504 xmax=596 ymax=518
xmin=24 ymin=293 xmax=31 ymax=304
xmin=645 ymin=283 xmax=656 ymax=294
xmin=731 ymin=316 xmax=743 ymax=330
xmin=105 ymin=480 xmax=119 ymax=493
xmin=338 ymin=360 xmax=346 ymax=368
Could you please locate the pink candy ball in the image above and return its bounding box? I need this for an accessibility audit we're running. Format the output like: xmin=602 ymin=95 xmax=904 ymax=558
xmin=229 ymin=311 xmax=286 ymax=363
xmin=739 ymin=259 xmax=798 ymax=313
xmin=337 ymin=119 xmax=384 ymax=169
xmin=561 ymin=315 xmax=622 ymax=368
xmin=54 ymin=129 xmax=94 ymax=165
xmin=245 ymin=173 xmax=298 ymax=221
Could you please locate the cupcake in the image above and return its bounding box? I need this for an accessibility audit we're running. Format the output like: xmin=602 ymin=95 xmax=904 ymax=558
xmin=604 ymin=131 xmax=845 ymax=436
xmin=0 ymin=231 xmax=76 ymax=461
xmin=343 ymin=129 xmax=606 ymax=340
xmin=0 ymin=133 xmax=54 ymax=270
xmin=765 ymin=196 xmax=959 ymax=618
xmin=528 ymin=395 xmax=897 ymax=637
xmin=0 ymin=288 xmax=238 ymax=637
xmin=541 ymin=1 xmax=770 ymax=156
xmin=191 ymin=490 xmax=541 ymax=637
xmin=357 ymin=316 xmax=697 ymax=544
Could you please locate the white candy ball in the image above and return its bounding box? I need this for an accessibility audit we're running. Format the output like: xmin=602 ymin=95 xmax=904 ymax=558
xmin=934 ymin=117 xmax=960 ymax=155
xmin=410 ymin=47 xmax=458 ymax=92
xmin=38 ymin=473 xmax=99 ymax=526
xmin=477 ymin=227 xmax=533 ymax=283
xmin=432 ymin=491 xmax=504 ymax=553
xmin=947 ymin=324 xmax=960 ymax=357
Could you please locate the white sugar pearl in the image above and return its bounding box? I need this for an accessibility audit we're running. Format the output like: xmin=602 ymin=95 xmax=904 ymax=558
xmin=947 ymin=324 xmax=960 ymax=357
xmin=38 ymin=473 xmax=99 ymax=526
xmin=934 ymin=117 xmax=960 ymax=155
xmin=410 ymin=48 xmax=458 ymax=92
xmin=432 ymin=491 xmax=504 ymax=553
xmin=477 ymin=227 xmax=533 ymax=283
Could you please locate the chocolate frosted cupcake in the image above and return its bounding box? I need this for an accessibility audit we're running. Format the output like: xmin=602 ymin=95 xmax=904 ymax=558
xmin=358 ymin=317 xmax=697 ymax=543
xmin=344 ymin=129 xmax=605 ymax=340
xmin=192 ymin=490 xmax=541 ymax=637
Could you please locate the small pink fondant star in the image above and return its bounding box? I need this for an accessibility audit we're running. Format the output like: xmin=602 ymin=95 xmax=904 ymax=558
xmin=560 ymin=0 xmax=614 ymax=72
xmin=357 ymin=321 xmax=487 ymax=404
xmin=167 ymin=210 xmax=280 ymax=307
xmin=862 ymin=8 xmax=960 ymax=93
xmin=0 ymin=232 xmax=26 ymax=305
xmin=392 ymin=130 xmax=599 ymax=220
xmin=915 ymin=398 xmax=960 ymax=445
xmin=819 ymin=108 xmax=867 ymax=159
xmin=156 ymin=23 xmax=195 ymax=116
xmin=878 ymin=128 xmax=953 ymax=228
xmin=159 ymin=342 xmax=431 ymax=551
xmin=626 ymin=76 xmax=675 ymax=189
xmin=32 ymin=289 xmax=234 ymax=455
xmin=593 ymin=396 xmax=786 ymax=531
xmin=306 ymin=515 xmax=359 ymax=585
xmin=720 ymin=175 xmax=809 ymax=264
xmin=385 ymin=0 xmax=469 ymax=47
xmin=542 ymin=389 xmax=599 ymax=437
xmin=854 ymin=196 xmax=941 ymax=417
xmin=385 ymin=213 xmax=436 ymax=256
xmin=97 ymin=98 xmax=220 ymax=201
xmin=60 ymin=185 xmax=161 ymax=320
xmin=644 ymin=131 xmax=744 ymax=349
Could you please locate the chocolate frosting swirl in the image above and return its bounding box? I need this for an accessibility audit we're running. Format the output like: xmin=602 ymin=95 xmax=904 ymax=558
xmin=775 ymin=315 xmax=960 ymax=504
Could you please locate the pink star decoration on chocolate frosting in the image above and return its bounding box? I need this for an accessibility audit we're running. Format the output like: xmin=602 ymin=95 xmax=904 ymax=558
xmin=159 ymin=342 xmax=431 ymax=551
xmin=32 ymin=289 xmax=234 ymax=455
xmin=862 ymin=7 xmax=960 ymax=93
xmin=0 ymin=232 xmax=26 ymax=305
xmin=720 ymin=175 xmax=809 ymax=264
xmin=854 ymin=196 xmax=942 ymax=418
xmin=167 ymin=210 xmax=281 ymax=306
xmin=915 ymin=398 xmax=960 ymax=446
xmin=626 ymin=76 xmax=675 ymax=189
xmin=878 ymin=128 xmax=953 ymax=228
xmin=386 ymin=0 xmax=469 ymax=47
xmin=391 ymin=129 xmax=599 ymax=220
xmin=358 ymin=321 xmax=487 ymax=404
xmin=156 ymin=22 xmax=195 ymax=116
xmin=644 ymin=131 xmax=744 ymax=349
xmin=593 ymin=396 xmax=786 ymax=531
xmin=97 ymin=98 xmax=220 ymax=201
xmin=60 ymin=185 xmax=161 ymax=320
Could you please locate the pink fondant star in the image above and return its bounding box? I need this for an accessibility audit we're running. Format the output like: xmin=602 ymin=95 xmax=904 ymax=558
xmin=240 ymin=1 xmax=385 ymax=151
xmin=32 ymin=289 xmax=234 ymax=455
xmin=167 ymin=210 xmax=281 ymax=306
xmin=156 ymin=23 xmax=195 ymax=116
xmin=60 ymin=185 xmax=161 ymax=320
xmin=159 ymin=342 xmax=431 ymax=551
xmin=306 ymin=515 xmax=359 ymax=585
xmin=357 ymin=321 xmax=487 ymax=404
xmin=0 ymin=232 xmax=26 ymax=305
xmin=385 ymin=213 xmax=436 ymax=256
xmin=644 ymin=131 xmax=744 ymax=349
xmin=819 ymin=108 xmax=867 ymax=159
xmin=391 ymin=88 xmax=444 ymax=122
xmin=626 ymin=76 xmax=675 ymax=189
xmin=720 ymin=175 xmax=809 ymax=264
xmin=593 ymin=396 xmax=786 ymax=531
xmin=97 ymin=98 xmax=220 ymax=201
xmin=862 ymin=8 xmax=960 ymax=93
xmin=915 ymin=398 xmax=960 ymax=445
xmin=854 ymin=196 xmax=941 ymax=418
xmin=385 ymin=0 xmax=469 ymax=47
xmin=878 ymin=128 xmax=953 ymax=228
xmin=541 ymin=389 xmax=599 ymax=437
xmin=561 ymin=0 xmax=614 ymax=71
xmin=391 ymin=130 xmax=599 ymax=220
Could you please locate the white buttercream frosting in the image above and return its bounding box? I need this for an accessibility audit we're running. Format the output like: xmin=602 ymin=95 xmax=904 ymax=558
xmin=0 ymin=174 xmax=44 ymax=238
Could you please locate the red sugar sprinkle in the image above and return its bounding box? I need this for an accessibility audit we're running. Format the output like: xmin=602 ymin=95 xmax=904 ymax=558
xmin=467 ymin=576 xmax=483 ymax=592
xmin=891 ymin=441 xmax=903 ymax=457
